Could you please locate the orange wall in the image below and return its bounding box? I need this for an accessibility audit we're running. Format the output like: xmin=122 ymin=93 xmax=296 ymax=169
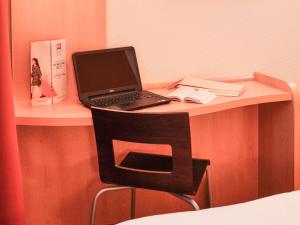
xmin=107 ymin=0 xmax=300 ymax=86
xmin=12 ymin=1 xmax=300 ymax=101
xmin=11 ymin=0 xmax=106 ymax=101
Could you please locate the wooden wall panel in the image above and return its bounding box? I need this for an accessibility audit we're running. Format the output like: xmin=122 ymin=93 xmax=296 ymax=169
xmin=259 ymin=101 xmax=294 ymax=197
xmin=190 ymin=105 xmax=259 ymax=206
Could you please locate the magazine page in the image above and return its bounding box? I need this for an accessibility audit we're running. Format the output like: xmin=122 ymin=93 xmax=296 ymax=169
xmin=166 ymin=86 xmax=193 ymax=101
xmin=184 ymin=89 xmax=216 ymax=104
xmin=167 ymin=86 xmax=216 ymax=104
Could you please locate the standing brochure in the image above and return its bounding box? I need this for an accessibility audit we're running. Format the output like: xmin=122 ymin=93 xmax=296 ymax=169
xmin=30 ymin=39 xmax=66 ymax=105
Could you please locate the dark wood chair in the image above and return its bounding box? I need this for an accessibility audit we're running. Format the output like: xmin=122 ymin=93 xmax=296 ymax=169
xmin=90 ymin=107 xmax=211 ymax=225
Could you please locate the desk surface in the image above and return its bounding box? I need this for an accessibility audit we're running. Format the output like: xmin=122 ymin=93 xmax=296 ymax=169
xmin=16 ymin=73 xmax=300 ymax=225
xmin=15 ymin=73 xmax=293 ymax=126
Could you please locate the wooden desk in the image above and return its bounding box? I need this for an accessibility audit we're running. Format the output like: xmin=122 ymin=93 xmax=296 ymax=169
xmin=16 ymin=72 xmax=300 ymax=225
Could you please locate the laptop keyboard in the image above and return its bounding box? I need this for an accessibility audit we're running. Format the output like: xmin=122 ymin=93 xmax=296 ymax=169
xmin=91 ymin=91 xmax=154 ymax=107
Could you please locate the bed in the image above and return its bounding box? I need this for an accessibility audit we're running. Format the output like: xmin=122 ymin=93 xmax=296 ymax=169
xmin=117 ymin=191 xmax=300 ymax=225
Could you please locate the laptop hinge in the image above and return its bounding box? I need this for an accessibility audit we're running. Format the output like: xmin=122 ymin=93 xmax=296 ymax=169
xmin=89 ymin=89 xmax=137 ymax=100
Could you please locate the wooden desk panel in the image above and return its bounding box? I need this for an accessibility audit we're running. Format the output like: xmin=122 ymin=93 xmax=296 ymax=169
xmin=16 ymin=73 xmax=299 ymax=225
xmin=190 ymin=106 xmax=258 ymax=206
xmin=259 ymin=101 xmax=294 ymax=196
xmin=17 ymin=106 xmax=258 ymax=225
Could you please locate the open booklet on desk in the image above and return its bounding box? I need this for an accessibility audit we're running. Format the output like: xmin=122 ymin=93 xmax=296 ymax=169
xmin=167 ymin=86 xmax=217 ymax=104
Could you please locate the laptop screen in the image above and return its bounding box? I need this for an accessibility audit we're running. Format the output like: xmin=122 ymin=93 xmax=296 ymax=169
xmin=73 ymin=47 xmax=141 ymax=96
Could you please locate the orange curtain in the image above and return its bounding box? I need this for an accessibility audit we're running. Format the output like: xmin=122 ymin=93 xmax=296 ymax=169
xmin=0 ymin=1 xmax=25 ymax=225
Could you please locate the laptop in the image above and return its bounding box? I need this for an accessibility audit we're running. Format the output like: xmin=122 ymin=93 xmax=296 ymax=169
xmin=72 ymin=47 xmax=170 ymax=111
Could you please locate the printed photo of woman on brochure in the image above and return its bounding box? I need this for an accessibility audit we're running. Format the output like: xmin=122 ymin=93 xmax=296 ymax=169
xmin=31 ymin=58 xmax=42 ymax=98
xmin=31 ymin=58 xmax=56 ymax=99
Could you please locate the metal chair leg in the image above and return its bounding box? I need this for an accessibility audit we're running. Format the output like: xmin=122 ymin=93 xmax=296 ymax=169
xmin=90 ymin=179 xmax=209 ymax=224
xmin=169 ymin=193 xmax=200 ymax=210
xmin=169 ymin=166 xmax=212 ymax=211
xmin=130 ymin=188 xmax=136 ymax=219
xmin=206 ymin=166 xmax=212 ymax=208
xmin=89 ymin=186 xmax=132 ymax=225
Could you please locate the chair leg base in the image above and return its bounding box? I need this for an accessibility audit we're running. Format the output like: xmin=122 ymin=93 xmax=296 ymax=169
xmin=169 ymin=193 xmax=200 ymax=210
xmin=130 ymin=188 xmax=136 ymax=219
xmin=206 ymin=166 xmax=212 ymax=208
xmin=90 ymin=186 xmax=134 ymax=225
xmin=169 ymin=166 xmax=212 ymax=211
xmin=90 ymin=178 xmax=212 ymax=225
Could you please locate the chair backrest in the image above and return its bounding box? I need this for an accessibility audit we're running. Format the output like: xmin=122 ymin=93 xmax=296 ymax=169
xmin=91 ymin=107 xmax=194 ymax=194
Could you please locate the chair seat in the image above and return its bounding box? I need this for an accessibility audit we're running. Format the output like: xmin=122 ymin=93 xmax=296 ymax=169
xmin=119 ymin=152 xmax=210 ymax=194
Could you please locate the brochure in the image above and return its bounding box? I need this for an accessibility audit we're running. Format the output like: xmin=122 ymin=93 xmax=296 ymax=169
xmin=30 ymin=39 xmax=66 ymax=105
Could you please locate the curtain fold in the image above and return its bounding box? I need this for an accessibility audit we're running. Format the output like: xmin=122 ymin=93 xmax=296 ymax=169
xmin=0 ymin=1 xmax=25 ymax=225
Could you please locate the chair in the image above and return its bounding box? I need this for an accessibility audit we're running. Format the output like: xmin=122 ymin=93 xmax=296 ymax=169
xmin=90 ymin=107 xmax=212 ymax=225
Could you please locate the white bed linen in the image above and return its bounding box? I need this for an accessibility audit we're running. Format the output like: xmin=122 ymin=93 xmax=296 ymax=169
xmin=118 ymin=191 xmax=300 ymax=225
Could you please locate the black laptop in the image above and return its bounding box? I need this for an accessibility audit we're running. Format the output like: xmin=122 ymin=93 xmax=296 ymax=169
xmin=72 ymin=47 xmax=170 ymax=110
